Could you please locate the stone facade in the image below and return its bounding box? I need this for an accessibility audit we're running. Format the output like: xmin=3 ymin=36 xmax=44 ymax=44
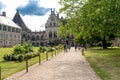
xmin=45 ymin=9 xmax=60 ymax=45
xmin=0 ymin=9 xmax=70 ymax=47
xmin=12 ymin=9 xmax=61 ymax=46
xmin=0 ymin=12 xmax=22 ymax=47
xmin=28 ymin=31 xmax=47 ymax=46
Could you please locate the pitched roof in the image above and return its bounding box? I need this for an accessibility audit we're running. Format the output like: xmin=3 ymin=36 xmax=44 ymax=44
xmin=0 ymin=15 xmax=21 ymax=29
xmin=12 ymin=10 xmax=31 ymax=32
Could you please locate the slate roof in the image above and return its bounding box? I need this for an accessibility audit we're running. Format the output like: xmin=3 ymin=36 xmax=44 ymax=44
xmin=12 ymin=10 xmax=31 ymax=32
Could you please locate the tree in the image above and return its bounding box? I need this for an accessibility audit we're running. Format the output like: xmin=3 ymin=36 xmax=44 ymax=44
xmin=22 ymin=42 xmax=33 ymax=53
xmin=59 ymin=0 xmax=120 ymax=49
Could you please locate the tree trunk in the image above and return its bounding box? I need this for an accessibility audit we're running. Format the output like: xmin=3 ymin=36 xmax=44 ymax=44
xmin=102 ymin=36 xmax=107 ymax=49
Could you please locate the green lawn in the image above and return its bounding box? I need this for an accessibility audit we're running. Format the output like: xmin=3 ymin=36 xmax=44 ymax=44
xmin=84 ymin=47 xmax=120 ymax=80
xmin=0 ymin=47 xmax=62 ymax=80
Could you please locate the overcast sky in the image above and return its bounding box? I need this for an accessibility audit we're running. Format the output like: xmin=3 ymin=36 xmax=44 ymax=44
xmin=0 ymin=0 xmax=62 ymax=31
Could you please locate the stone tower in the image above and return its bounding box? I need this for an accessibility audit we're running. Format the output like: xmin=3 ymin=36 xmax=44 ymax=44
xmin=45 ymin=8 xmax=60 ymax=45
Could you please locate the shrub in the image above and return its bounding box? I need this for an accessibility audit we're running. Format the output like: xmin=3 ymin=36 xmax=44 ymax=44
xmin=17 ymin=54 xmax=24 ymax=61
xmin=22 ymin=42 xmax=33 ymax=53
xmin=46 ymin=47 xmax=53 ymax=52
xmin=3 ymin=42 xmax=34 ymax=62
xmin=24 ymin=53 xmax=34 ymax=60
xmin=38 ymin=46 xmax=46 ymax=53
xmin=3 ymin=54 xmax=11 ymax=61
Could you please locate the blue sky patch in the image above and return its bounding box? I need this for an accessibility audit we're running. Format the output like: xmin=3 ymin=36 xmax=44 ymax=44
xmin=0 ymin=2 xmax=4 ymax=10
xmin=17 ymin=0 xmax=50 ymax=16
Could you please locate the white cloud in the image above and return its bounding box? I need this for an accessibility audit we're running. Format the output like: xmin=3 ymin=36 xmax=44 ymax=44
xmin=39 ymin=0 xmax=61 ymax=11
xmin=0 ymin=0 xmax=29 ymax=18
xmin=0 ymin=0 xmax=62 ymax=31
xmin=22 ymin=14 xmax=49 ymax=31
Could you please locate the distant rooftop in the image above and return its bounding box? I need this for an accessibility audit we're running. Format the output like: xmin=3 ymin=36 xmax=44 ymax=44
xmin=12 ymin=10 xmax=31 ymax=31
xmin=0 ymin=12 xmax=21 ymax=29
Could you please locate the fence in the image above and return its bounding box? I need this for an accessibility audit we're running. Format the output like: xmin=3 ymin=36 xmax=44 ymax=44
xmin=0 ymin=47 xmax=63 ymax=79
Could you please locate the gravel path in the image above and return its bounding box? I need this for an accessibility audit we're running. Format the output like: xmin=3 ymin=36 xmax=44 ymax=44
xmin=5 ymin=47 xmax=101 ymax=80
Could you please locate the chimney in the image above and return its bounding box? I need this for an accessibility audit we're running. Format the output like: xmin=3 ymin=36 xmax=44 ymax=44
xmin=2 ymin=11 xmax=6 ymax=16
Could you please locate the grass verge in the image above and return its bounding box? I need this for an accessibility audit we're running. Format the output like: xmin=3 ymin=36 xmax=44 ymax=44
xmin=0 ymin=47 xmax=62 ymax=80
xmin=84 ymin=47 xmax=120 ymax=80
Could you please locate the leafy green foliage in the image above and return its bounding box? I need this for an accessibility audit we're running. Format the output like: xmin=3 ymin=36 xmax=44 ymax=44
xmin=59 ymin=0 xmax=120 ymax=49
xmin=46 ymin=47 xmax=54 ymax=52
xmin=22 ymin=42 xmax=33 ymax=53
xmin=38 ymin=46 xmax=46 ymax=53
xmin=13 ymin=44 xmax=24 ymax=55
xmin=3 ymin=42 xmax=34 ymax=61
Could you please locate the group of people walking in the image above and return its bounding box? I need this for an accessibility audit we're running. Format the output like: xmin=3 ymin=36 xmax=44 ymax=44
xmin=63 ymin=44 xmax=71 ymax=53
xmin=63 ymin=43 xmax=85 ymax=55
xmin=63 ymin=43 xmax=79 ymax=53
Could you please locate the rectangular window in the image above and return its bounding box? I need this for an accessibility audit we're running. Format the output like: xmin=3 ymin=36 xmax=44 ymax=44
xmin=16 ymin=28 xmax=18 ymax=33
xmin=8 ymin=26 xmax=11 ymax=32
xmin=12 ymin=27 xmax=15 ymax=32
xmin=3 ymin=26 xmax=7 ymax=31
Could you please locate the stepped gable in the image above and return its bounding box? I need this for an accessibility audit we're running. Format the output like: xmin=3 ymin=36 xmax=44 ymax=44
xmin=12 ymin=10 xmax=31 ymax=32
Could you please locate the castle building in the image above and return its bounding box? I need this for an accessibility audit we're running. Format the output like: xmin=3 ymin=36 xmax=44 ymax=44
xmin=0 ymin=8 xmax=64 ymax=47
xmin=28 ymin=31 xmax=47 ymax=46
xmin=0 ymin=12 xmax=22 ymax=47
xmin=45 ymin=8 xmax=60 ymax=45
xmin=12 ymin=10 xmax=31 ymax=43
xmin=12 ymin=9 xmax=61 ymax=46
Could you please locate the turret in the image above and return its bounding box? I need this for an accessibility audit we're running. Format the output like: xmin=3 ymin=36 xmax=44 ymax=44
xmin=51 ymin=8 xmax=55 ymax=14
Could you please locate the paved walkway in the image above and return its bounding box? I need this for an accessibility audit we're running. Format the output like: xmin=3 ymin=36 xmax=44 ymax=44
xmin=5 ymin=47 xmax=101 ymax=80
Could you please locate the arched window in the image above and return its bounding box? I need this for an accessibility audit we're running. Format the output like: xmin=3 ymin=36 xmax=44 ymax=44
xmin=50 ymin=23 xmax=52 ymax=27
xmin=37 ymin=35 xmax=39 ymax=39
xmin=32 ymin=35 xmax=35 ymax=40
xmin=41 ymin=35 xmax=44 ymax=39
xmin=27 ymin=35 xmax=30 ymax=39
xmin=49 ymin=31 xmax=52 ymax=38
xmin=54 ymin=23 xmax=56 ymax=27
